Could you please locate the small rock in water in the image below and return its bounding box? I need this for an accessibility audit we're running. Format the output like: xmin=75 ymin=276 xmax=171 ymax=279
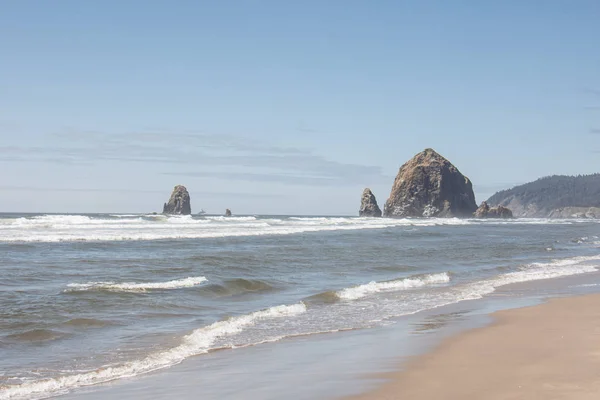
xmin=474 ymin=201 xmax=513 ymax=218
xmin=225 ymin=209 xmax=232 ymax=217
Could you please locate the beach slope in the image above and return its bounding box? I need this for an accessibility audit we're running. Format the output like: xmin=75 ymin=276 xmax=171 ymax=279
xmin=351 ymin=294 xmax=600 ymax=400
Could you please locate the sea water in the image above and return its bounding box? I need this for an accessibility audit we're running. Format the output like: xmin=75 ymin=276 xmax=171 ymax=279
xmin=1 ymin=213 xmax=599 ymax=399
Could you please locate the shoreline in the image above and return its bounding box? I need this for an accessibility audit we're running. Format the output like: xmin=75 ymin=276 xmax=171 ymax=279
xmin=347 ymin=293 xmax=600 ymax=400
xmin=32 ymin=275 xmax=600 ymax=400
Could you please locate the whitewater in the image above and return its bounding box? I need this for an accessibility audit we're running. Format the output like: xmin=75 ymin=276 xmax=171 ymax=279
xmin=0 ymin=214 xmax=480 ymax=243
xmin=1 ymin=213 xmax=599 ymax=399
xmin=0 ymin=214 xmax=592 ymax=243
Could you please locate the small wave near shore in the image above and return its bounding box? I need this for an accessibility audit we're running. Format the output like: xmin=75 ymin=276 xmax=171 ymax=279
xmin=2 ymin=254 xmax=599 ymax=399
xmin=305 ymin=273 xmax=451 ymax=304
xmin=0 ymin=303 xmax=307 ymax=400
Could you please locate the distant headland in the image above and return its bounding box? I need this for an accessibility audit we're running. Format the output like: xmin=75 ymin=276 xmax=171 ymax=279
xmin=487 ymin=174 xmax=600 ymax=218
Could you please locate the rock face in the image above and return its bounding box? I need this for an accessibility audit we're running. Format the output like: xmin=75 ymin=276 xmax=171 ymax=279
xmin=474 ymin=201 xmax=513 ymax=218
xmin=383 ymin=148 xmax=477 ymax=218
xmin=359 ymin=188 xmax=382 ymax=217
xmin=225 ymin=208 xmax=232 ymax=217
xmin=163 ymin=185 xmax=191 ymax=215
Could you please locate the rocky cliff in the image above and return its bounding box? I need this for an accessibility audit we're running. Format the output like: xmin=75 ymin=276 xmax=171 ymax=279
xmin=359 ymin=188 xmax=382 ymax=217
xmin=383 ymin=148 xmax=477 ymax=218
xmin=163 ymin=185 xmax=191 ymax=215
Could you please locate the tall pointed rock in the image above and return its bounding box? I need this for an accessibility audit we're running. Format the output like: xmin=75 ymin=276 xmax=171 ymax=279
xmin=383 ymin=149 xmax=477 ymax=218
xmin=359 ymin=188 xmax=382 ymax=217
xmin=163 ymin=185 xmax=192 ymax=215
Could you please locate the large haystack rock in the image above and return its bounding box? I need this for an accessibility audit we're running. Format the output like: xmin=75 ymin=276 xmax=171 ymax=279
xmin=163 ymin=185 xmax=191 ymax=215
xmin=359 ymin=188 xmax=382 ymax=217
xmin=383 ymin=148 xmax=477 ymax=218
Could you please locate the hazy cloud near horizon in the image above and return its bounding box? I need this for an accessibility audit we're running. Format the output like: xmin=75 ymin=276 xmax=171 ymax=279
xmin=0 ymin=129 xmax=390 ymax=187
xmin=0 ymin=185 xmax=285 ymax=199
xmin=0 ymin=128 xmax=393 ymax=213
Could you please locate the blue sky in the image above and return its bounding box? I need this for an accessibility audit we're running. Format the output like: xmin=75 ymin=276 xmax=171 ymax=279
xmin=1 ymin=1 xmax=599 ymax=214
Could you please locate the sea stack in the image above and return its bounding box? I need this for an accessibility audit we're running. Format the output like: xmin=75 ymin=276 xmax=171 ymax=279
xmin=359 ymin=188 xmax=382 ymax=217
xmin=383 ymin=148 xmax=477 ymax=218
xmin=225 ymin=208 xmax=232 ymax=217
xmin=163 ymin=185 xmax=191 ymax=215
xmin=474 ymin=201 xmax=513 ymax=218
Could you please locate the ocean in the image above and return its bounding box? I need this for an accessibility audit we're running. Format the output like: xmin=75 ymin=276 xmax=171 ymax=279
xmin=1 ymin=213 xmax=599 ymax=399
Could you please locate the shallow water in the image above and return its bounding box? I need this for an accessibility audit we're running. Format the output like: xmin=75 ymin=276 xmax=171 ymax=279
xmin=1 ymin=213 xmax=599 ymax=399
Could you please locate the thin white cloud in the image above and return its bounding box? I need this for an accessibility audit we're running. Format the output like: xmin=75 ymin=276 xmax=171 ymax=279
xmin=0 ymin=129 xmax=389 ymax=187
xmin=0 ymin=185 xmax=285 ymax=198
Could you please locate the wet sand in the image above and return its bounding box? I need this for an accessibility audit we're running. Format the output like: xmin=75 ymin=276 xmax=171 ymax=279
xmin=350 ymin=293 xmax=600 ymax=400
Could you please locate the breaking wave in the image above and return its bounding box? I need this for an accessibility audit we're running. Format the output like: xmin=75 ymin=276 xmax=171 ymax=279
xmin=455 ymin=255 xmax=600 ymax=302
xmin=64 ymin=276 xmax=208 ymax=293
xmin=0 ymin=214 xmax=482 ymax=243
xmin=337 ymin=273 xmax=451 ymax=300
xmin=0 ymin=303 xmax=307 ymax=400
xmin=2 ymin=253 xmax=598 ymax=399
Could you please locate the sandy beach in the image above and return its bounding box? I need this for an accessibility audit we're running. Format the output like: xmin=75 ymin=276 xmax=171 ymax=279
xmin=350 ymin=293 xmax=600 ymax=400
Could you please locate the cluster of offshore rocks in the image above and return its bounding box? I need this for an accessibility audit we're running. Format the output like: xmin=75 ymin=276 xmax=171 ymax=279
xmin=161 ymin=148 xmax=514 ymax=219
xmin=161 ymin=185 xmax=233 ymax=217
xmin=360 ymin=148 xmax=513 ymax=219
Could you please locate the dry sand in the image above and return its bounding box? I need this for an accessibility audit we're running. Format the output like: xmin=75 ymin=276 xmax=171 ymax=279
xmin=349 ymin=294 xmax=600 ymax=400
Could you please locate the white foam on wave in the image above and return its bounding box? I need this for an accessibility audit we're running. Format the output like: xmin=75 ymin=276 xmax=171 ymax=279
xmin=330 ymin=255 xmax=600 ymax=322
xmin=2 ymin=215 xmax=598 ymax=244
xmin=12 ymin=215 xmax=94 ymax=226
xmin=473 ymin=218 xmax=580 ymax=225
xmin=337 ymin=272 xmax=451 ymax=300
xmin=0 ymin=214 xmax=589 ymax=243
xmin=0 ymin=215 xmax=473 ymax=243
xmin=2 ymin=254 xmax=598 ymax=399
xmin=457 ymin=255 xmax=600 ymax=302
xmin=0 ymin=303 xmax=307 ymax=400
xmin=572 ymin=283 xmax=600 ymax=288
xmin=10 ymin=215 xmax=147 ymax=229
xmin=341 ymin=255 xmax=600 ymax=334
xmin=65 ymin=276 xmax=208 ymax=292
xmin=204 ymin=216 xmax=258 ymax=222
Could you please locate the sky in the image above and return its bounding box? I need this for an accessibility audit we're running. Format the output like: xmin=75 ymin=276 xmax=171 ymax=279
xmin=1 ymin=1 xmax=599 ymax=214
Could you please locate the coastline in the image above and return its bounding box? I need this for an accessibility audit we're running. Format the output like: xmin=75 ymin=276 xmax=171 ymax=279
xmin=34 ymin=273 xmax=600 ymax=400
xmin=347 ymin=293 xmax=600 ymax=400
